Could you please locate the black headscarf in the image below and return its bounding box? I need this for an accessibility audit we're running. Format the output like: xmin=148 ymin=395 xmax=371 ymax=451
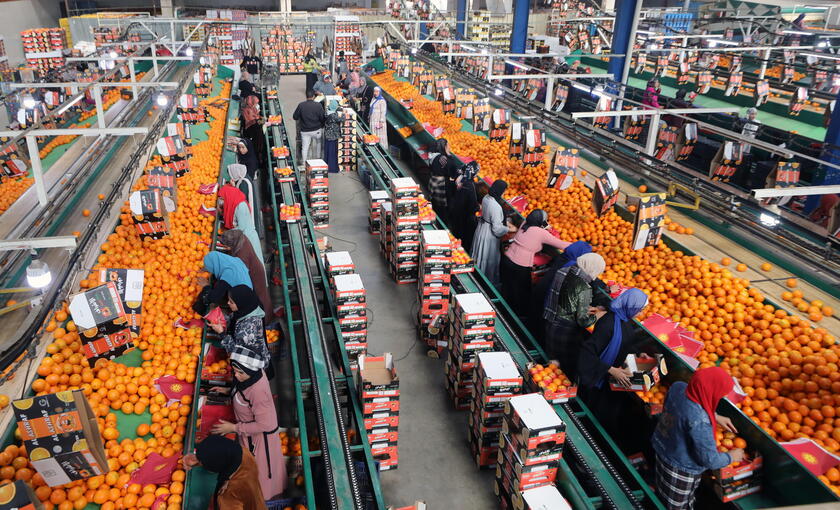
xmin=522 ymin=209 xmax=548 ymax=232
xmin=228 ymin=284 xmax=262 ymax=329
xmin=488 ymin=179 xmax=508 ymax=206
xmin=238 ymin=79 xmax=255 ymax=99
xmin=236 ymin=139 xmax=259 ymax=178
xmin=196 ymin=435 xmax=243 ymax=510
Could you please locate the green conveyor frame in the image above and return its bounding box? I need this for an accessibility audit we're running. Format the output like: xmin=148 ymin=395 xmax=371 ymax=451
xmin=367 ymin=70 xmax=840 ymax=508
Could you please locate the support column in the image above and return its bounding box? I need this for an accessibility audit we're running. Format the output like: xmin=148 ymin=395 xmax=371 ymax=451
xmin=456 ymin=0 xmax=467 ymax=40
xmin=129 ymin=59 xmax=137 ymax=101
xmin=510 ymin=0 xmax=530 ymax=54
xmin=93 ymin=85 xmax=105 ymax=129
xmin=646 ymin=113 xmax=661 ymax=156
xmin=805 ymin=106 xmax=840 ymax=212
xmin=160 ymin=0 xmax=174 ymax=18
xmin=607 ymin=0 xmax=642 ymax=89
xmin=26 ymin=136 xmax=47 ymax=207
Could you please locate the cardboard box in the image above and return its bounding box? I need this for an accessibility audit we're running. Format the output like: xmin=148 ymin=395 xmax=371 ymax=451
xmin=69 ymin=283 xmax=135 ymax=361
xmin=609 ymin=354 xmax=667 ymax=392
xmin=13 ymin=390 xmax=107 ymax=486
xmin=498 ymin=429 xmax=564 ymax=466
xmin=453 ymin=293 xmax=496 ymax=328
xmin=357 ymin=354 xmax=399 ymax=398
xmin=713 ymin=454 xmax=763 ymax=481
xmin=129 ymin=189 xmax=170 ymax=240
xmin=0 ymin=479 xmax=45 ymax=510
xmin=390 ymin=177 xmax=420 ymax=199
xmin=96 ymin=268 xmax=144 ymax=334
xmin=511 ymin=484 xmax=573 ymax=510
xmin=326 ymin=251 xmax=355 ymax=276
xmin=502 ymin=393 xmax=565 ymax=450
xmin=333 ymin=274 xmax=366 ymax=305
xmin=305 ymin=159 xmax=328 ymax=176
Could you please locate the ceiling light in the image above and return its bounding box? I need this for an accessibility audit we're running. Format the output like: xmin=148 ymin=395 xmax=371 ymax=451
xmin=759 ymin=213 xmax=779 ymax=227
xmin=22 ymin=94 xmax=36 ymax=109
xmin=494 ymin=88 xmax=503 ymax=96
xmin=26 ymin=257 xmax=51 ymax=289
xmin=185 ymin=47 xmax=194 ymax=57
xmin=156 ymin=93 xmax=168 ymax=106
xmin=109 ymin=50 xmax=118 ymax=59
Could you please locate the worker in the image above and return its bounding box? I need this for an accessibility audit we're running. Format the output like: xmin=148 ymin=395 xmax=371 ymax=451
xmin=220 ymin=230 xmax=273 ymax=325
xmin=347 ymin=69 xmax=364 ymax=97
xmin=228 ymin=164 xmax=254 ymax=206
xmin=543 ymin=252 xmax=606 ymax=379
xmin=577 ymin=288 xmax=648 ymax=444
xmin=293 ymin=90 xmax=325 ymax=162
xmin=236 ymin=139 xmax=260 ymax=180
xmin=303 ymin=53 xmax=319 ymax=93
xmin=652 ymin=367 xmax=745 ymax=510
xmin=210 ymin=345 xmax=286 ymax=500
xmin=241 ymin=54 xmax=263 ymax=84
xmin=337 ymin=72 xmax=350 ymax=92
xmin=664 ymin=88 xmax=693 ymax=128
xmin=369 ymin=87 xmax=388 ymax=150
xmin=471 ymin=180 xmax=516 ymax=286
xmin=218 ymin=184 xmax=252 ymax=231
xmin=240 ymin=96 xmax=265 ymax=168
xmin=428 ymin=138 xmax=458 ymax=221
xmin=323 ymin=100 xmax=341 ymax=173
xmin=238 ymin=71 xmax=257 ymax=99
xmin=185 ymin=435 xmax=267 ymax=510
xmin=530 ymin=241 xmax=593 ymax=342
xmin=447 ymin=161 xmax=480 ymax=251
xmin=208 ymin=285 xmax=271 ymax=375
xmin=336 ymin=50 xmax=349 ymax=77
xmin=737 ymin=107 xmax=761 ymax=154
xmin=314 ymin=73 xmax=337 ymax=97
xmin=643 ymin=78 xmax=662 ymax=108
xmin=500 ymin=209 xmax=571 ymax=318
xmin=195 ymin=252 xmax=253 ymax=315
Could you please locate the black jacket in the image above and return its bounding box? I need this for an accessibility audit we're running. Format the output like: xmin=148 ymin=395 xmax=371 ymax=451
xmin=293 ymin=100 xmax=325 ymax=132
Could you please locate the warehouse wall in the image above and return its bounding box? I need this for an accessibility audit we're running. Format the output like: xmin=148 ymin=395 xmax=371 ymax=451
xmin=0 ymin=0 xmax=62 ymax=66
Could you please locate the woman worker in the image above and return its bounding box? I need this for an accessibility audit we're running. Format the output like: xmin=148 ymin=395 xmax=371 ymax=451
xmin=208 ymin=285 xmax=272 ymax=376
xmin=447 ymin=161 xmax=480 ymax=251
xmin=218 ymin=184 xmax=264 ymax=265
xmin=236 ymin=139 xmax=260 ymax=180
xmin=428 ymin=138 xmax=458 ymax=222
xmin=471 ymin=180 xmax=516 ymax=286
xmin=652 ymin=367 xmax=744 ymax=510
xmin=323 ymin=100 xmax=341 ymax=173
xmin=195 ymin=252 xmax=253 ymax=314
xmin=220 ymin=230 xmax=273 ymax=325
xmin=210 ymin=346 xmax=286 ymax=500
xmin=369 ymin=87 xmax=388 ymax=149
xmin=543 ymin=252 xmax=606 ymax=379
xmin=530 ymin=241 xmax=593 ymax=341
xmin=185 ymin=435 xmax=267 ymax=510
xmin=499 ymin=209 xmax=571 ymax=318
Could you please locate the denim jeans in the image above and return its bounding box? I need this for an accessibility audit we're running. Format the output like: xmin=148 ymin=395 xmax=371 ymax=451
xmin=300 ymin=129 xmax=323 ymax=162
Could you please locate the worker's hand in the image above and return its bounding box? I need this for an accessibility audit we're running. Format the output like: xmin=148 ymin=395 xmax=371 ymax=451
xmin=209 ymin=386 xmax=231 ymax=394
xmin=608 ymin=366 xmax=633 ymax=388
xmin=588 ymin=307 xmax=607 ymax=320
xmin=209 ymin=322 xmax=225 ymax=334
xmin=183 ymin=454 xmax=200 ymax=470
xmin=196 ymin=276 xmax=209 ymax=287
xmin=212 ymin=420 xmax=237 ymax=435
xmin=729 ymin=448 xmax=746 ymax=464
xmin=716 ymin=414 xmax=738 ymax=434
xmin=609 ymin=284 xmax=621 ymax=294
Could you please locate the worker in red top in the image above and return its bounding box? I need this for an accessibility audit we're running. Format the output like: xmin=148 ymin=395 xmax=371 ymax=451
xmin=156 ymin=46 xmax=173 ymax=56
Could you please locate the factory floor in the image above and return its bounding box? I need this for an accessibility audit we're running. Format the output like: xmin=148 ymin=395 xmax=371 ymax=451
xmin=276 ymin=74 xmax=496 ymax=509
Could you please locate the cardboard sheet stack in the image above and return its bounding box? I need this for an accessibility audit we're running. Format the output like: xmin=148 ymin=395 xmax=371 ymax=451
xmin=496 ymin=393 xmax=566 ymax=506
xmin=446 ymin=293 xmax=497 ymax=411
xmin=332 ymin=272 xmax=367 ymax=367
xmin=357 ymin=354 xmax=400 ymax=470
xmin=338 ymin=107 xmax=357 ymax=172
xmin=306 ymin=159 xmax=329 ymax=228
xmin=418 ymin=230 xmax=452 ymax=354
xmin=470 ymin=352 xmax=523 ymax=468
xmin=368 ymin=190 xmax=389 ymax=234
xmin=387 ymin=177 xmax=421 ymax=283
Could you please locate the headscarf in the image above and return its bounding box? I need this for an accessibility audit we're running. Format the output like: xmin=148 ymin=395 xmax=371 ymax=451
xmin=327 ymin=99 xmax=339 ymax=113
xmin=371 ymin=86 xmax=384 ymax=105
xmin=230 ymin=345 xmax=264 ymax=393
xmin=203 ymin=252 xmax=252 ymax=289
xmin=228 ymin=284 xmax=263 ymax=326
xmin=220 ymin=228 xmax=248 ymax=254
xmin=236 ymin=139 xmax=259 ymax=177
xmin=196 ymin=435 xmax=242 ymax=510
xmin=218 ymin=184 xmax=249 ymax=230
xmin=685 ymin=367 xmax=734 ymax=435
xmin=576 ymin=252 xmax=606 ymax=281
xmin=243 ymin=95 xmax=259 ymax=108
xmin=436 ymin=138 xmax=450 ymax=155
xmin=349 ymin=70 xmax=362 ymax=89
xmin=241 ymin=104 xmax=259 ymax=130
xmin=561 ymin=241 xmax=592 ymax=268
xmin=228 ymin=163 xmax=247 ymax=186
xmin=597 ymin=288 xmax=648 ymax=388
xmin=522 ymin=209 xmax=548 ymax=232
xmin=487 ymin=179 xmax=508 ymax=206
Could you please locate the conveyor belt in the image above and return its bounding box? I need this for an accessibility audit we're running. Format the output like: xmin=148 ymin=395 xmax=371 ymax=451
xmin=403 ymin=50 xmax=840 ymax=291
xmin=263 ymin=81 xmax=384 ymax=510
xmin=355 ymin=118 xmax=661 ymax=510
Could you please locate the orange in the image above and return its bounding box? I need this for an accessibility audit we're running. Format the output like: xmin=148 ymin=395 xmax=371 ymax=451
xmin=786 ymin=278 xmax=797 ymax=288
xmin=82 ymin=209 xmax=91 ymax=217
xmin=760 ymin=262 xmax=773 ymax=271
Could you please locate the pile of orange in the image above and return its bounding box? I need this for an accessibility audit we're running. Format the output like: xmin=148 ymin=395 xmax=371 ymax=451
xmin=377 ymin=71 xmax=840 ymax=494
xmin=279 ymin=431 xmax=302 ymax=457
xmin=7 ymin=78 xmax=232 ymax=510
xmin=38 ymin=122 xmax=92 ymax=159
xmin=0 ymin=177 xmax=34 ymax=215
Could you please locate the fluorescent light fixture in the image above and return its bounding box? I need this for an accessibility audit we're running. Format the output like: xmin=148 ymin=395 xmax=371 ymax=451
xmin=818 ymin=40 xmax=830 ymax=48
xmin=708 ymin=40 xmax=718 ymax=48
xmin=109 ymin=50 xmax=118 ymax=59
xmin=494 ymin=88 xmax=503 ymax=96
xmin=22 ymin=94 xmax=36 ymax=109
xmin=759 ymin=213 xmax=780 ymax=227
xmin=185 ymin=47 xmax=194 ymax=57
xmin=708 ymin=39 xmax=738 ymax=46
xmin=411 ymin=47 xmax=418 ymax=55
xmin=783 ymin=30 xmax=811 ymax=36
xmin=156 ymin=93 xmax=168 ymax=106
xmin=802 ymin=52 xmax=840 ymax=61
xmin=26 ymin=258 xmax=51 ymax=289
xmin=56 ymin=95 xmax=83 ymax=115
xmin=636 ymin=30 xmax=655 ymax=35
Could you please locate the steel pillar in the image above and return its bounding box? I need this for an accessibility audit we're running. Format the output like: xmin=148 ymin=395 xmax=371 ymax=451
xmin=806 ymin=105 xmax=840 ymax=212
xmin=510 ymin=0 xmax=530 ymax=54
xmin=607 ymin=0 xmax=641 ymax=87
xmin=456 ymin=0 xmax=467 ymax=39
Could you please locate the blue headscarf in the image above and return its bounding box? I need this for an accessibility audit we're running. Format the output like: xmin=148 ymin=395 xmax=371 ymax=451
xmin=597 ymin=288 xmax=648 ymax=388
xmin=203 ymin=252 xmax=253 ymax=289
xmin=561 ymin=241 xmax=592 ymax=268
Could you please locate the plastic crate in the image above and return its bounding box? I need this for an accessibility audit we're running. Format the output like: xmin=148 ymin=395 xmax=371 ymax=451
xmin=266 ymin=497 xmax=305 ymax=510
xmin=355 ymin=460 xmax=380 ymax=510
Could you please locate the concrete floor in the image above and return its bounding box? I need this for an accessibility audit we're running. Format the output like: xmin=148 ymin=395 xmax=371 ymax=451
xmin=276 ymin=74 xmax=497 ymax=509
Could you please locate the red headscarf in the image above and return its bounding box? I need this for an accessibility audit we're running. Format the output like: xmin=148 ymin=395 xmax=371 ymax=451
xmin=685 ymin=367 xmax=734 ymax=435
xmin=218 ymin=184 xmax=249 ymax=229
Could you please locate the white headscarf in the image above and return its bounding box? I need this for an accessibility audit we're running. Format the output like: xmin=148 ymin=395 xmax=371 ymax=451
xmin=228 ymin=163 xmax=247 ymax=185
xmin=576 ymin=252 xmax=606 ymax=281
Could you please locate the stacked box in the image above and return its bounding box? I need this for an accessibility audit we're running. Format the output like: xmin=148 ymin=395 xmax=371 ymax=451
xmin=92 ymin=27 xmax=120 ymax=49
xmin=707 ymin=454 xmax=763 ymax=502
xmin=495 ymin=393 xmax=565 ymax=501
xmin=418 ymin=230 xmax=452 ymax=353
xmin=368 ymin=190 xmax=389 ymax=234
xmin=306 ymin=159 xmax=329 ymax=228
xmin=325 ymin=251 xmax=355 ymax=287
xmin=260 ymin=26 xmax=304 ymax=72
xmin=378 ymin=202 xmax=393 ymax=257
xmin=332 ymin=274 xmax=367 ymax=363
xmin=21 ymin=28 xmax=66 ymax=75
xmin=333 ymin=17 xmax=363 ymax=70
xmin=447 ymin=293 xmax=496 ymax=410
xmin=470 ymin=352 xmax=523 ymax=468
xmin=387 ymin=178 xmax=420 ymax=283
xmin=338 ymin=107 xmax=357 ymax=172
xmin=357 ymin=354 xmax=400 ymax=471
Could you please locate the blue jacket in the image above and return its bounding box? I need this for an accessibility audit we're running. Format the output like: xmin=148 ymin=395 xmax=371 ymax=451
xmin=651 ymin=382 xmax=732 ymax=474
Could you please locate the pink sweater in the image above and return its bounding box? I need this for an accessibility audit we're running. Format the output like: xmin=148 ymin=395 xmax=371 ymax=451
xmin=505 ymin=227 xmax=570 ymax=267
